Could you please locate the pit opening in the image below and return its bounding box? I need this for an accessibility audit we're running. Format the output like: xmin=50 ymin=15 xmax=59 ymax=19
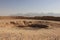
xmin=28 ymin=24 xmax=48 ymax=29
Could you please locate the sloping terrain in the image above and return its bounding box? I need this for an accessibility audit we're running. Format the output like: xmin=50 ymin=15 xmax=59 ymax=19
xmin=0 ymin=19 xmax=60 ymax=40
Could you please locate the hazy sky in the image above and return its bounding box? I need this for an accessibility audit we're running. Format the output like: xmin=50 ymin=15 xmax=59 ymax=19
xmin=0 ymin=0 xmax=60 ymax=15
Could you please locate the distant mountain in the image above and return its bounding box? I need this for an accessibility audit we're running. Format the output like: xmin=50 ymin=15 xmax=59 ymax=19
xmin=11 ymin=13 xmax=60 ymax=17
xmin=11 ymin=13 xmax=45 ymax=17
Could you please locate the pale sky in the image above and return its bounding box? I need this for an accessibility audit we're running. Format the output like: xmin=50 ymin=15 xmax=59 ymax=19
xmin=0 ymin=0 xmax=60 ymax=15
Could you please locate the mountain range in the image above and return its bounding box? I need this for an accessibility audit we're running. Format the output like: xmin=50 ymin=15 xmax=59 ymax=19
xmin=11 ymin=13 xmax=60 ymax=17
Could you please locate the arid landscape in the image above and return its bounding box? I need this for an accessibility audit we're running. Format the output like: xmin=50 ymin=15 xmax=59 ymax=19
xmin=1 ymin=0 xmax=60 ymax=40
xmin=0 ymin=16 xmax=60 ymax=40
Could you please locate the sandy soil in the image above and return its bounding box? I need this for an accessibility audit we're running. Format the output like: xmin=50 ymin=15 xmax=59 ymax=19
xmin=0 ymin=19 xmax=60 ymax=40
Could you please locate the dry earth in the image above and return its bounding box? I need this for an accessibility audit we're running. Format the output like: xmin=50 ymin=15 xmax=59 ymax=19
xmin=0 ymin=19 xmax=60 ymax=40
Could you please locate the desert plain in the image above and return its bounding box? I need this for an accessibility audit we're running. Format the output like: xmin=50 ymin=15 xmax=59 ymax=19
xmin=0 ymin=17 xmax=60 ymax=40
